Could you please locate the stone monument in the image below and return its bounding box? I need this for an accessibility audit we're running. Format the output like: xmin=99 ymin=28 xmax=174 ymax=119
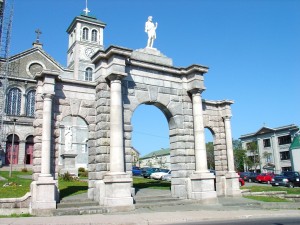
xmin=60 ymin=126 xmax=78 ymax=176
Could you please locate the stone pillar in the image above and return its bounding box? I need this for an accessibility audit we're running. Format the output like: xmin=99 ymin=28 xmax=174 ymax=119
xmin=40 ymin=94 xmax=53 ymax=175
xmin=188 ymin=89 xmax=217 ymax=203
xmin=31 ymin=71 xmax=59 ymax=213
xmin=224 ymin=116 xmax=241 ymax=196
xmin=99 ymin=74 xmax=133 ymax=208
xmin=109 ymin=77 xmax=125 ymax=174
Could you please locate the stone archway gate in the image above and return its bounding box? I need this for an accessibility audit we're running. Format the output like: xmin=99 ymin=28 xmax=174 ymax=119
xmin=30 ymin=46 xmax=240 ymax=212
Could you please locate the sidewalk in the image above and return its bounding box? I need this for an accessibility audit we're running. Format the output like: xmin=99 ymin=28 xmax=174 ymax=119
xmin=1 ymin=189 xmax=300 ymax=225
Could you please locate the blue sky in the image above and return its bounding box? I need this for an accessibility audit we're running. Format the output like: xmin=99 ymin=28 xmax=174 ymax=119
xmin=8 ymin=0 xmax=300 ymax=156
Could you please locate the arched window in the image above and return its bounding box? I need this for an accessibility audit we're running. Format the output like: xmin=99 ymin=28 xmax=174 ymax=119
xmin=85 ymin=67 xmax=93 ymax=81
xmin=82 ymin=27 xmax=89 ymax=40
xmin=91 ymin=30 xmax=97 ymax=42
xmin=26 ymin=90 xmax=36 ymax=117
xmin=6 ymin=88 xmax=21 ymax=115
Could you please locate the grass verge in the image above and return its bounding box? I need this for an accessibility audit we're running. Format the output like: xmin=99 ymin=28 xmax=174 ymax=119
xmin=241 ymin=185 xmax=300 ymax=194
xmin=244 ymin=195 xmax=291 ymax=202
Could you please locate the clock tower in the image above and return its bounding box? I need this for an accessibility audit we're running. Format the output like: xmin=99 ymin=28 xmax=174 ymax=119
xmin=66 ymin=8 xmax=106 ymax=80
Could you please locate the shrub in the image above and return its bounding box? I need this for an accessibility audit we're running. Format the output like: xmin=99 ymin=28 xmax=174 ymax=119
xmin=78 ymin=167 xmax=85 ymax=173
xmin=21 ymin=168 xmax=28 ymax=173
xmin=60 ymin=172 xmax=77 ymax=182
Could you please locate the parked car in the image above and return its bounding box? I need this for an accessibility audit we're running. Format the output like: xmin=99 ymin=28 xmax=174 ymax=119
xmin=239 ymin=177 xmax=245 ymax=186
xmin=141 ymin=167 xmax=160 ymax=178
xmin=132 ymin=166 xmax=142 ymax=176
xmin=150 ymin=169 xmax=171 ymax=180
xmin=162 ymin=172 xmax=171 ymax=181
xmin=245 ymin=172 xmax=259 ymax=182
xmin=271 ymin=171 xmax=300 ymax=188
xmin=239 ymin=171 xmax=252 ymax=181
xmin=256 ymin=173 xmax=275 ymax=184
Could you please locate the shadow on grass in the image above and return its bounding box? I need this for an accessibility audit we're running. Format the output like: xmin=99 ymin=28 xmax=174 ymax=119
xmin=59 ymin=185 xmax=88 ymax=199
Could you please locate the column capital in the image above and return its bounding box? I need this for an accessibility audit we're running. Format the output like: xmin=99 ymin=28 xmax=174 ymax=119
xmin=106 ymin=72 xmax=127 ymax=82
xmin=223 ymin=115 xmax=232 ymax=120
xmin=188 ymin=88 xmax=205 ymax=95
xmin=42 ymin=93 xmax=54 ymax=100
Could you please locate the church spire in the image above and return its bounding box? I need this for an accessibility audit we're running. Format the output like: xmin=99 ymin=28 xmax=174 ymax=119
xmin=83 ymin=0 xmax=90 ymax=16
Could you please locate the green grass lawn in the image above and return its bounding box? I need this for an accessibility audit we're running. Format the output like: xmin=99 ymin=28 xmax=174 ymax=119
xmin=241 ymin=185 xmax=300 ymax=194
xmin=133 ymin=177 xmax=171 ymax=190
xmin=244 ymin=195 xmax=291 ymax=202
xmin=0 ymin=171 xmax=32 ymax=198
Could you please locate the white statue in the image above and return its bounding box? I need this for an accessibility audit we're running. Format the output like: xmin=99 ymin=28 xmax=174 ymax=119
xmin=64 ymin=126 xmax=73 ymax=151
xmin=145 ymin=16 xmax=158 ymax=48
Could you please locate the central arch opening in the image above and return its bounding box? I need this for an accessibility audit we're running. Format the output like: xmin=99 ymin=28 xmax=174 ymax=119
xmin=131 ymin=104 xmax=171 ymax=192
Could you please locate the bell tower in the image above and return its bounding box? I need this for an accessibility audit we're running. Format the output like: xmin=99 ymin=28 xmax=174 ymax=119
xmin=66 ymin=4 xmax=106 ymax=80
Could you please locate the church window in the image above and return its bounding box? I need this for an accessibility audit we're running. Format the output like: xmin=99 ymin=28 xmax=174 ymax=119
xmin=82 ymin=27 xmax=89 ymax=40
xmin=92 ymin=30 xmax=97 ymax=42
xmin=6 ymin=88 xmax=21 ymax=116
xmin=85 ymin=67 xmax=93 ymax=81
xmin=26 ymin=90 xmax=36 ymax=117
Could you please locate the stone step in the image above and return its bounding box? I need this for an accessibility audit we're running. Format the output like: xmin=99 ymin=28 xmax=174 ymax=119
xmin=57 ymin=200 xmax=99 ymax=209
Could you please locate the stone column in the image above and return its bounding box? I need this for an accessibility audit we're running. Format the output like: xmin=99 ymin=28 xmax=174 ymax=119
xmin=191 ymin=89 xmax=208 ymax=172
xmin=109 ymin=77 xmax=125 ymax=174
xmin=99 ymin=74 xmax=133 ymax=208
xmin=224 ymin=116 xmax=241 ymax=196
xmin=224 ymin=116 xmax=235 ymax=172
xmin=41 ymin=93 xmax=53 ymax=175
xmin=31 ymin=71 xmax=59 ymax=214
xmin=188 ymin=89 xmax=217 ymax=203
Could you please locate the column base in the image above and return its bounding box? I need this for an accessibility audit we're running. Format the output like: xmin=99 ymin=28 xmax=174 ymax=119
xmin=99 ymin=173 xmax=134 ymax=208
xmin=189 ymin=172 xmax=218 ymax=204
xmin=225 ymin=171 xmax=242 ymax=197
xmin=30 ymin=175 xmax=58 ymax=213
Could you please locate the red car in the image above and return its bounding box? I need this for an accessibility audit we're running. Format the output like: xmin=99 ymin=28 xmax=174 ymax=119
xmin=256 ymin=173 xmax=275 ymax=184
xmin=239 ymin=177 xmax=245 ymax=186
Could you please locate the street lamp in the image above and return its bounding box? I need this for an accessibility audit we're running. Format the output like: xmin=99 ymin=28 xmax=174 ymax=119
xmin=9 ymin=118 xmax=17 ymax=178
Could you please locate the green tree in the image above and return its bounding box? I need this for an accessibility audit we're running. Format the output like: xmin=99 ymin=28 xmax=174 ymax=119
xmin=233 ymin=140 xmax=247 ymax=172
xmin=206 ymin=142 xmax=215 ymax=170
xmin=246 ymin=141 xmax=260 ymax=172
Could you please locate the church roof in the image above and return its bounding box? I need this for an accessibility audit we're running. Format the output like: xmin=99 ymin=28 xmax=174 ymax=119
xmin=140 ymin=148 xmax=170 ymax=159
xmin=290 ymin=134 xmax=300 ymax=150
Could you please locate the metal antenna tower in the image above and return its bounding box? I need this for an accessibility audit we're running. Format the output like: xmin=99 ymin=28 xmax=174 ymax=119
xmin=0 ymin=0 xmax=14 ymax=149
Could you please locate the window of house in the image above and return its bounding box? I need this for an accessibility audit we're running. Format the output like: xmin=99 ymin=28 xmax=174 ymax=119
xmin=280 ymin=151 xmax=290 ymax=160
xmin=85 ymin=67 xmax=93 ymax=81
xmin=6 ymin=88 xmax=21 ymax=115
xmin=26 ymin=90 xmax=35 ymax=117
xmin=263 ymin=139 xmax=271 ymax=147
xmin=278 ymin=135 xmax=292 ymax=145
xmin=82 ymin=27 xmax=89 ymax=40
xmin=91 ymin=30 xmax=97 ymax=42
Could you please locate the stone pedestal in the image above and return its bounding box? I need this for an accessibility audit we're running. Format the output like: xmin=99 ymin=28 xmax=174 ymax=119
xmin=100 ymin=173 xmax=134 ymax=208
xmin=189 ymin=172 xmax=218 ymax=203
xmin=60 ymin=153 xmax=78 ymax=176
xmin=30 ymin=175 xmax=57 ymax=213
xmin=225 ymin=172 xmax=242 ymax=196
